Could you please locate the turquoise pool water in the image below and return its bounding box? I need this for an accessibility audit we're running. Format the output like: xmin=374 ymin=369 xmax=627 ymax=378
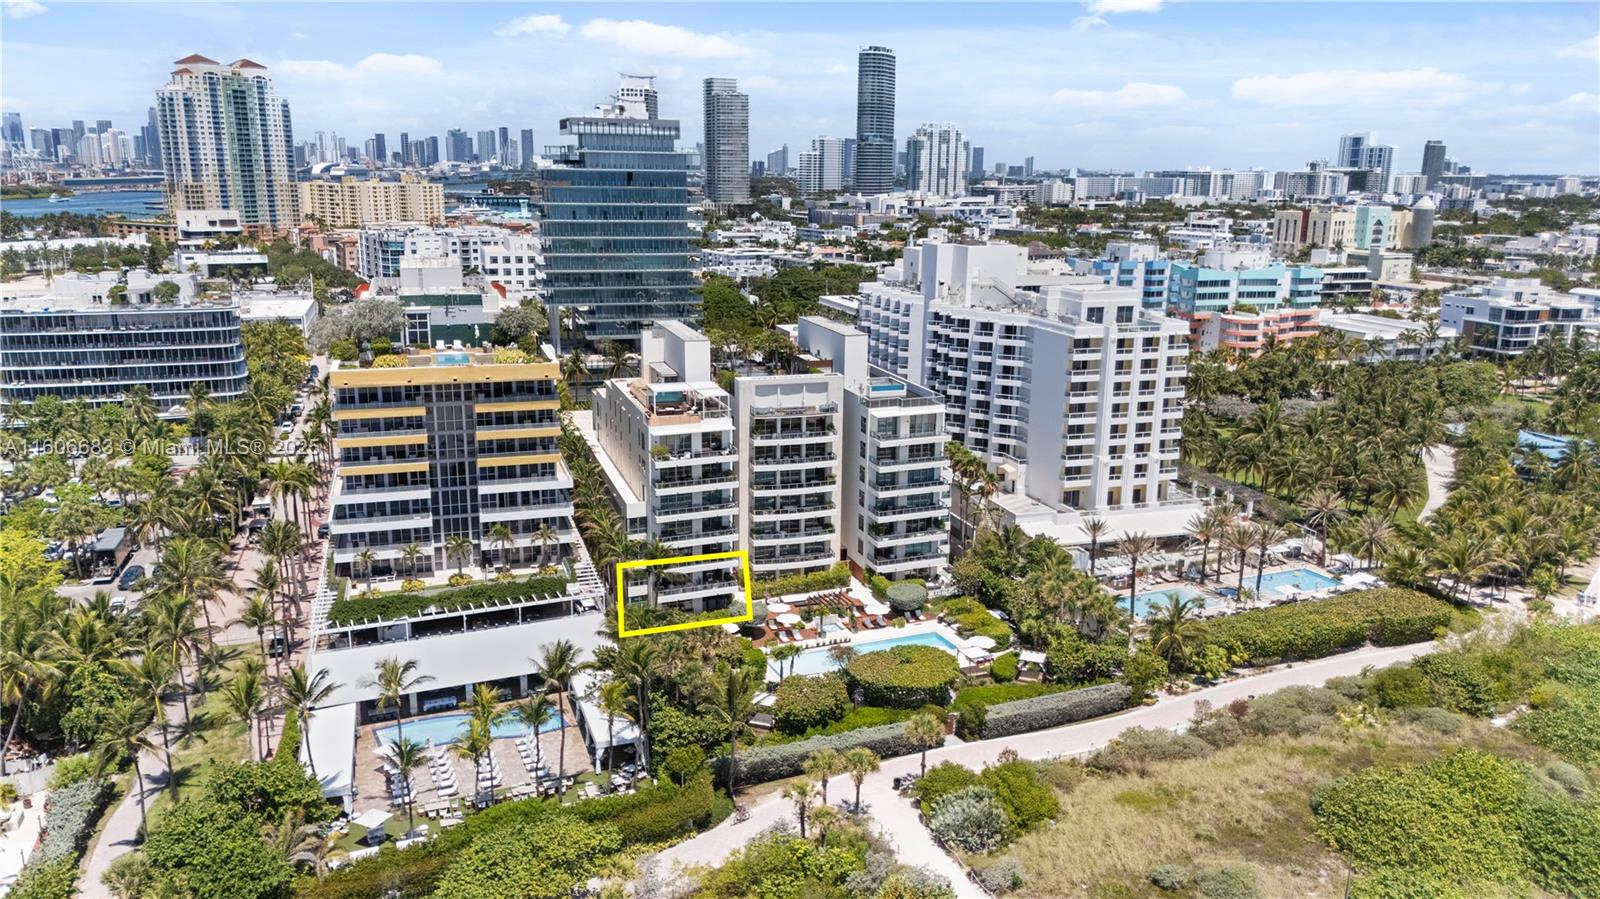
xmin=1128 ymin=585 xmax=1206 ymax=619
xmin=373 ymin=709 xmax=564 ymax=747
xmin=436 ymin=351 xmax=471 ymax=366
xmin=771 ymin=630 xmax=963 ymax=678
xmin=1255 ymin=567 xmax=1340 ymax=596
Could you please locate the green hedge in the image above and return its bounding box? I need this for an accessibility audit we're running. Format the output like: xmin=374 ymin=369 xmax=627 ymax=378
xmin=940 ymin=597 xmax=1014 ymax=643
xmin=1200 ymin=588 xmax=1452 ymax=665
xmin=6 ymin=858 xmax=78 ymax=899
xmin=723 ymin=719 xmax=938 ymax=786
xmin=844 ymin=644 xmax=959 ymax=708
xmin=991 ymin=652 xmax=1018 ymax=682
xmin=953 ymin=682 xmax=1064 ymax=713
xmin=325 ymin=575 xmax=572 ymax=625
xmin=773 ymin=674 xmax=850 ymax=734
xmin=750 ymin=562 xmax=850 ymax=600
xmin=978 ymin=682 xmax=1133 ymax=740
xmin=34 ymin=778 xmax=112 ymax=864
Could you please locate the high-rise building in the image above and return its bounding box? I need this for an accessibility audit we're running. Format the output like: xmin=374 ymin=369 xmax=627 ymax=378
xmin=617 ymin=74 xmax=659 ymax=119
xmin=841 ymin=138 xmax=857 ymax=186
xmin=969 ymin=146 xmax=985 ymax=179
xmin=297 ymin=176 xmax=446 ymax=227
xmin=446 ymin=129 xmax=472 ymax=162
xmin=497 ymin=127 xmax=511 ymax=163
xmin=476 ymin=129 xmax=496 ymax=163
xmin=520 ymin=128 xmax=535 ymax=168
xmin=424 ymin=136 xmax=440 ymax=166
xmin=95 ymin=119 xmax=113 ymax=135
xmin=398 ymin=131 xmax=411 ymax=165
xmin=1336 ymin=132 xmax=1368 ymax=169
xmin=853 ymin=45 xmax=896 ymax=194
xmin=1024 ymin=156 xmax=1035 ymax=178
xmin=904 ymin=122 xmax=968 ymax=196
xmin=538 ymin=78 xmax=697 ymax=350
xmin=797 ymin=137 xmax=846 ymax=194
xmin=1360 ymin=144 xmax=1393 ymax=185
xmin=372 ymin=133 xmax=387 ymax=165
xmin=766 ymin=145 xmax=789 ymax=176
xmin=2 ymin=113 xmax=22 ymax=148
xmin=71 ymin=120 xmax=85 ymax=144
xmin=155 ymin=54 xmax=295 ymax=227
xmin=1421 ymin=140 xmax=1447 ymax=189
xmin=702 ymin=77 xmax=751 ymax=207
xmin=144 ymin=106 xmax=161 ymax=168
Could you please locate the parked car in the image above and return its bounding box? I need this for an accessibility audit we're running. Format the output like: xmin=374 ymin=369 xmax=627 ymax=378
xmin=317 ymin=522 xmax=330 ymax=539
xmin=118 ymin=564 xmax=146 ymax=591
xmin=108 ymin=596 xmax=127 ymax=616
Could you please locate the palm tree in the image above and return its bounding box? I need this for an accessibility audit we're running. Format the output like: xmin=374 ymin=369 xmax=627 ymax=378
xmin=1252 ymin=522 xmax=1290 ymax=598
xmin=1223 ymin=523 xmax=1255 ymax=596
xmin=533 ymin=522 xmax=557 ymax=568
xmin=614 ymin=640 xmax=656 ymax=768
xmin=1185 ymin=510 xmax=1219 ymax=584
xmin=709 ymin=664 xmax=756 ymax=796
xmin=146 ymin=594 xmax=208 ymax=719
xmin=532 ymin=640 xmax=583 ymax=797
xmin=486 ymin=523 xmax=515 ymax=572
xmin=354 ymin=549 xmax=378 ymax=593
xmin=452 ymin=718 xmax=495 ymax=801
xmin=1146 ymin=593 xmax=1205 ymax=670
xmin=388 ymin=737 xmax=426 ymax=836
xmin=148 ymin=536 xmax=226 ymax=654
xmin=768 ymin=642 xmax=801 ymax=680
xmin=1301 ymin=487 xmax=1345 ymax=566
xmin=221 ymin=666 xmax=266 ymax=762
xmin=234 ymin=595 xmax=279 ymax=673
xmin=445 ymin=535 xmax=474 ymax=579
xmin=784 ymin=781 xmax=818 ymax=838
xmin=1118 ymin=532 xmax=1158 ymax=650
xmin=124 ymin=651 xmax=179 ymax=802
xmin=514 ymin=694 xmax=556 ymax=792
xmin=843 ymin=747 xmax=880 ymax=813
xmin=0 ymin=612 xmax=60 ymax=777
xmin=364 ymin=657 xmax=433 ymax=750
xmin=94 ymin=702 xmax=158 ymax=837
xmin=903 ymin=712 xmax=945 ymax=777
xmin=804 ymin=747 xmax=844 ymax=807
xmin=281 ymin=663 xmax=340 ymax=779
xmin=1350 ymin=512 xmax=1395 ymax=569
xmin=1083 ymin=517 xmax=1109 ymax=578
xmin=597 ymin=679 xmax=631 ymax=791
xmin=399 ymin=542 xmax=424 ymax=580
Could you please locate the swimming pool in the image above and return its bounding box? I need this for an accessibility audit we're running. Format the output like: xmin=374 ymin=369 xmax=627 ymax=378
xmin=373 ymin=709 xmax=565 ymax=747
xmin=770 ymin=630 xmax=963 ymax=679
xmin=436 ymin=351 xmax=471 ymax=366
xmin=1128 ymin=585 xmax=1207 ymax=619
xmin=1254 ymin=567 xmax=1340 ymax=596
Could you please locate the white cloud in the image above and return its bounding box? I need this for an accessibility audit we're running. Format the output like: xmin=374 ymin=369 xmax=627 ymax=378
xmin=1053 ymin=82 xmax=1187 ymax=108
xmin=1555 ymin=32 xmax=1599 ymax=60
xmin=495 ymin=13 xmax=569 ymax=38
xmin=3 ymin=0 xmax=46 ymax=19
xmin=1232 ymin=67 xmax=1495 ymax=107
xmin=1086 ymin=0 xmax=1161 ymax=14
xmin=276 ymin=58 xmax=349 ymax=80
xmin=578 ymin=18 xmax=750 ymax=59
xmin=290 ymin=31 xmax=308 ymax=40
xmin=354 ymin=53 xmax=443 ymax=76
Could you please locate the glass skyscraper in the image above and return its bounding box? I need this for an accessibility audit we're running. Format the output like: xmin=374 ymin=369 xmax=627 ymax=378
xmin=854 ymin=46 xmax=896 ymax=194
xmin=539 ymin=94 xmax=698 ymax=350
xmin=703 ymin=77 xmax=750 ymax=207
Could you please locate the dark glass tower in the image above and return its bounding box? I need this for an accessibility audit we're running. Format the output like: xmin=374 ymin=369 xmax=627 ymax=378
xmin=539 ymin=101 xmax=698 ymax=350
xmin=854 ymin=45 xmax=896 ymax=194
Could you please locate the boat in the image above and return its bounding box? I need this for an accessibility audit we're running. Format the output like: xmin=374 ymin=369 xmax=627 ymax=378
xmin=47 ymin=193 xmax=67 ymax=203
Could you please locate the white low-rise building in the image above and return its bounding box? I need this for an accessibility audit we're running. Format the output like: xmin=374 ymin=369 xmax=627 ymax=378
xmin=237 ymin=289 xmax=319 ymax=333
xmin=1320 ymin=313 xmax=1457 ymax=361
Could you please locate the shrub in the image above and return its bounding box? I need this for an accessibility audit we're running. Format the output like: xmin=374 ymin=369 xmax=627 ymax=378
xmin=980 ymin=760 xmax=1059 ymax=831
xmin=886 ymin=582 xmax=928 ymax=612
xmin=952 ymin=683 xmax=1063 ymax=712
xmin=1148 ymin=863 xmax=1191 ymax=892
xmin=977 ymin=683 xmax=1132 ymax=740
xmin=1368 ymin=665 xmax=1432 ymax=709
xmin=773 ymin=674 xmax=850 ymax=734
xmin=1519 ymin=795 xmax=1600 ymax=897
xmin=724 ymin=720 xmax=931 ymax=786
xmin=940 ymin=597 xmax=1013 ymax=643
xmin=33 ymin=779 xmax=112 ymax=865
xmin=1543 ymin=760 xmax=1590 ymax=798
xmin=275 ymin=707 xmax=302 ymax=765
xmin=44 ymin=754 xmax=98 ymax=791
xmin=990 ymin=652 xmax=1018 ymax=682
xmin=977 ymin=856 xmax=1026 ymax=894
xmin=7 ymin=858 xmax=78 ymax=899
xmin=1091 ymin=727 xmax=1214 ymax=776
xmin=1413 ymin=652 xmax=1498 ymax=716
xmin=928 ymin=786 xmax=1010 ymax=853
xmin=751 ymin=562 xmax=850 ymax=600
xmin=325 ymin=575 xmax=572 ymax=625
xmin=568 ymin=773 xmax=715 ymax=844
xmin=1513 ymin=687 xmax=1600 ymax=766
xmin=400 ymin=577 xmax=425 ymax=591
xmin=1046 ymin=633 xmax=1126 ymax=686
xmin=914 ymin=762 xmax=981 ymax=811
xmin=434 ymin=815 xmax=622 ymax=899
xmin=1195 ymin=864 xmax=1259 ymax=899
xmin=955 ymin=703 xmax=986 ymax=741
xmin=1199 ymin=588 xmax=1452 ymax=664
xmin=1394 ymin=706 xmax=1467 ymax=735
xmin=329 ymin=338 xmax=358 ymax=361
xmin=1241 ymin=686 xmax=1349 ymax=737
xmin=372 ymin=354 xmax=407 ymax=368
xmin=1124 ymin=646 xmax=1168 ymax=700
xmin=448 ymin=572 xmax=474 ymax=586
xmin=844 ymin=645 xmax=959 ymax=708
xmin=875 ymin=867 xmax=956 ymax=899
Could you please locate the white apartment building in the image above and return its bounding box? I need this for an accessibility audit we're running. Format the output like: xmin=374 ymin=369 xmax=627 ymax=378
xmin=357 ymin=224 xmax=541 ymax=296
xmin=1440 ymin=278 xmax=1596 ymax=357
xmin=730 ymin=354 xmax=846 ymax=580
xmin=297 ymin=176 xmax=445 ymax=228
xmin=798 ymin=138 xmax=846 ymax=195
xmin=587 ymin=322 xmax=743 ymax=611
xmin=856 ymin=241 xmax=1198 ymax=545
xmin=795 ymin=318 xmax=950 ymax=580
xmin=904 ymin=122 xmax=969 ymax=198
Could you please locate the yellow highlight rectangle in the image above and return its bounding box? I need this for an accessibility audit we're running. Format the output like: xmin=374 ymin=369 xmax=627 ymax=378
xmin=615 ymin=550 xmax=753 ymax=638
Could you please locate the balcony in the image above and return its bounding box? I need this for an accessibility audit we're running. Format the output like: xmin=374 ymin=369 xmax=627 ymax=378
xmin=752 ymin=550 xmax=837 ymax=569
xmin=752 ymin=452 xmax=837 ymax=468
xmin=654 ymin=471 xmax=738 ymax=493
xmin=651 ymin=445 xmax=738 ymax=468
xmin=751 ymin=477 xmax=837 ymax=493
xmin=751 ymin=525 xmax=836 ymax=544
xmin=751 ymin=503 xmax=835 ymax=519
xmin=653 ymin=498 xmax=738 ymax=520
xmin=749 ymin=429 xmax=832 ymax=444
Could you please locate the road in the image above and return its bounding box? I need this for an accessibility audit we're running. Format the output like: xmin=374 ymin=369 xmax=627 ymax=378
xmin=1420 ymin=444 xmax=1456 ymax=522
xmin=655 ymin=640 xmax=1438 ymax=892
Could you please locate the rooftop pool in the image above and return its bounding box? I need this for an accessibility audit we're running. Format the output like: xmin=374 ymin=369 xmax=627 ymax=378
xmin=770 ymin=629 xmax=963 ymax=679
xmin=373 ymin=709 xmax=564 ymax=747
xmin=436 ymin=351 xmax=471 ymax=366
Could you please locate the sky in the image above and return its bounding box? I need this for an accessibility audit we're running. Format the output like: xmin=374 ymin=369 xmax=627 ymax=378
xmin=2 ymin=0 xmax=1597 ymax=174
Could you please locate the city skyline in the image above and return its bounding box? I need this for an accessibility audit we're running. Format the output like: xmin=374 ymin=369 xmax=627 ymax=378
xmin=1 ymin=1 xmax=1596 ymax=174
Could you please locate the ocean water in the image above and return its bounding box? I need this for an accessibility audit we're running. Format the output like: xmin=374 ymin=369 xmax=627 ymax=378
xmin=2 ymin=191 xmax=166 ymax=218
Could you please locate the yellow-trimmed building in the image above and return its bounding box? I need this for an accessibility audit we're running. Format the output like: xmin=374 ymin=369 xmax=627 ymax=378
xmin=328 ymin=349 xmax=575 ymax=579
xmin=298 ymin=175 xmax=445 ymax=228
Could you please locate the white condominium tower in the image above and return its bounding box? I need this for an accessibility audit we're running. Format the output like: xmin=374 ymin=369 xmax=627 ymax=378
xmin=587 ymin=322 xmax=743 ymax=611
xmin=702 ymin=78 xmax=751 ymax=207
xmin=798 ymin=138 xmax=846 ymax=195
xmin=857 ymin=241 xmax=1192 ymax=526
xmin=905 ymin=123 xmax=969 ymax=197
xmin=156 ymin=54 xmax=296 ymax=228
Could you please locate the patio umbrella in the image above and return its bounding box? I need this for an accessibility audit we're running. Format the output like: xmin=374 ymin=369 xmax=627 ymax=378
xmin=775 ymin=612 xmax=802 ymax=626
xmin=767 ymin=602 xmax=792 ymax=613
xmin=352 ymin=809 xmax=391 ymax=832
xmin=968 ymin=635 xmax=998 ymax=650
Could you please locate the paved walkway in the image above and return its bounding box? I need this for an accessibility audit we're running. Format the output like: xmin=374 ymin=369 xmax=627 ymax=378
xmin=1420 ymin=445 xmax=1456 ymax=522
xmin=655 ymin=640 xmax=1439 ymax=892
xmin=80 ymin=693 xmax=187 ymax=895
